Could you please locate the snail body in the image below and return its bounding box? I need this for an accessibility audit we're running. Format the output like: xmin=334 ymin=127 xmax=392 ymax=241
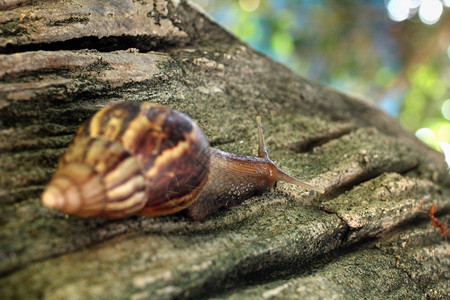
xmin=42 ymin=102 xmax=324 ymax=220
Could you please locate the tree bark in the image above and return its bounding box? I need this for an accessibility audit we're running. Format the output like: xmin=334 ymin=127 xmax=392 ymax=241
xmin=0 ymin=1 xmax=449 ymax=299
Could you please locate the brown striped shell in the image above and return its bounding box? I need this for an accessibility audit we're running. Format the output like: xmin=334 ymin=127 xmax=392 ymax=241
xmin=41 ymin=102 xmax=210 ymax=218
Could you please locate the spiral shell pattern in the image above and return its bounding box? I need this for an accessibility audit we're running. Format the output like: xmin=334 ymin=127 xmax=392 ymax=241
xmin=42 ymin=102 xmax=211 ymax=218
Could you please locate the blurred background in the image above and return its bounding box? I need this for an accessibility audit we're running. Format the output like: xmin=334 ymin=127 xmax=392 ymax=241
xmin=192 ymin=0 xmax=450 ymax=165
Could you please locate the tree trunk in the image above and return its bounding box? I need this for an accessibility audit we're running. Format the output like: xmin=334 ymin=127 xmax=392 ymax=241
xmin=0 ymin=1 xmax=449 ymax=299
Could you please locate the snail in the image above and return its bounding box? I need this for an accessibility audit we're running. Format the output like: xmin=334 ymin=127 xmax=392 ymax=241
xmin=41 ymin=102 xmax=324 ymax=220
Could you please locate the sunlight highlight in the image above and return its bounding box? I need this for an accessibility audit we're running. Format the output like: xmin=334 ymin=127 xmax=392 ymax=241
xmin=418 ymin=0 xmax=443 ymax=24
xmin=437 ymin=124 xmax=450 ymax=142
xmin=443 ymin=99 xmax=450 ymax=120
xmin=387 ymin=0 xmax=410 ymax=21
xmin=408 ymin=0 xmax=422 ymax=9
xmin=438 ymin=142 xmax=450 ymax=168
xmin=386 ymin=0 xmax=447 ymax=24
xmin=416 ymin=128 xmax=438 ymax=147
xmin=239 ymin=0 xmax=260 ymax=12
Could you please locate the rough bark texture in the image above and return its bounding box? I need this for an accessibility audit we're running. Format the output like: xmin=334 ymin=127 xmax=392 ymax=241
xmin=0 ymin=1 xmax=449 ymax=299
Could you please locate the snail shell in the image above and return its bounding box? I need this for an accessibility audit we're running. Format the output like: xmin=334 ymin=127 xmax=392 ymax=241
xmin=42 ymin=102 xmax=210 ymax=218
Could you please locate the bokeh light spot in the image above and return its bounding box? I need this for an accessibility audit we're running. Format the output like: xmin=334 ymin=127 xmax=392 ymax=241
xmin=438 ymin=142 xmax=450 ymax=168
xmin=415 ymin=128 xmax=437 ymax=146
xmin=408 ymin=0 xmax=422 ymax=9
xmin=239 ymin=0 xmax=260 ymax=12
xmin=437 ymin=124 xmax=450 ymax=142
xmin=418 ymin=0 xmax=443 ymax=25
xmin=387 ymin=0 xmax=410 ymax=21
xmin=442 ymin=99 xmax=450 ymax=120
